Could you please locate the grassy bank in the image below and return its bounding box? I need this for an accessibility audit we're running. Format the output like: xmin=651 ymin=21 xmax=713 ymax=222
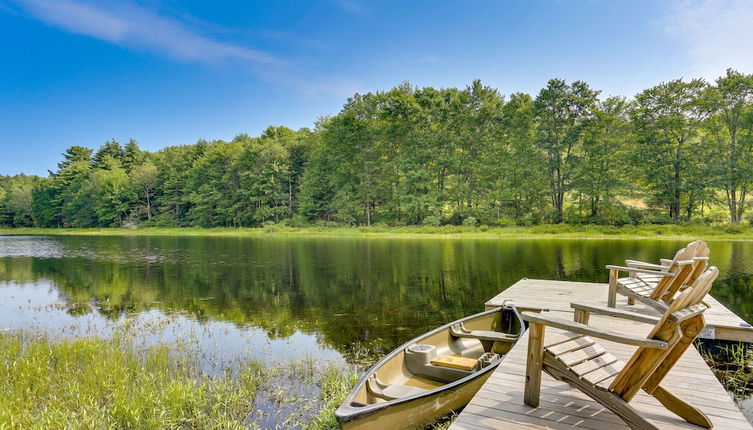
xmin=0 ymin=330 xmax=358 ymax=430
xmin=1 ymin=223 xmax=753 ymax=240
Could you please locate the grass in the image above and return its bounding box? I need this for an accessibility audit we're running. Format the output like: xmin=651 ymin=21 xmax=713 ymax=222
xmin=700 ymin=342 xmax=753 ymax=401
xmin=0 ymin=326 xmax=460 ymax=430
xmin=305 ymin=366 xmax=360 ymax=430
xmin=2 ymin=222 xmax=753 ymax=240
xmin=0 ymin=326 xmax=366 ymax=430
xmin=0 ymin=330 xmax=265 ymax=430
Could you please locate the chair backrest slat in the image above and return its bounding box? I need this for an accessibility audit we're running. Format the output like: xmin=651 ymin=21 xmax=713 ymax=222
xmin=650 ymin=241 xmax=706 ymax=301
xmin=609 ymin=267 xmax=719 ymax=401
xmin=689 ymin=246 xmax=710 ymax=283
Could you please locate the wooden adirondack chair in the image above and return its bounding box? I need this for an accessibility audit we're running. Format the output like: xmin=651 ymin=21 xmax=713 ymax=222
xmin=625 ymin=242 xmax=710 ymax=288
xmin=522 ymin=267 xmax=719 ymax=430
xmin=606 ymin=240 xmax=709 ymax=311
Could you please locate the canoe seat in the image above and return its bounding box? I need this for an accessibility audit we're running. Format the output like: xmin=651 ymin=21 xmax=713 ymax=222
xmin=450 ymin=323 xmax=517 ymax=343
xmin=431 ymin=355 xmax=478 ymax=371
xmin=366 ymin=375 xmax=427 ymax=400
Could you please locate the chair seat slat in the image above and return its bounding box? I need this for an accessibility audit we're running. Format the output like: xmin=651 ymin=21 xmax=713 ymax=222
xmin=546 ymin=336 xmax=595 ymax=356
xmin=571 ymin=352 xmax=620 ymax=376
xmin=554 ymin=343 xmax=607 ymax=367
xmin=581 ymin=362 xmax=623 ymax=385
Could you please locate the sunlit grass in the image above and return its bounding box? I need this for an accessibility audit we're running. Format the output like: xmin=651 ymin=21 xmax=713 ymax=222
xmin=0 ymin=331 xmax=264 ymax=429
xmin=306 ymin=366 xmax=360 ymax=430
xmin=0 ymin=328 xmax=387 ymax=430
xmin=2 ymin=223 xmax=752 ymax=240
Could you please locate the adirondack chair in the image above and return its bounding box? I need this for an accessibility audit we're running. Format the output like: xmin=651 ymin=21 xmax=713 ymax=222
xmin=522 ymin=267 xmax=719 ymax=430
xmin=625 ymin=241 xmax=710 ymax=288
xmin=606 ymin=240 xmax=709 ymax=311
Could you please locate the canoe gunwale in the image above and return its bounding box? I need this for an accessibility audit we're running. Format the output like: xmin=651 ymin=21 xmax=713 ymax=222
xmin=335 ymin=305 xmax=525 ymax=424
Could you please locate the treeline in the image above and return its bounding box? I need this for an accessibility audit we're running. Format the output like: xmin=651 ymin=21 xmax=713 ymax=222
xmin=2 ymin=69 xmax=753 ymax=228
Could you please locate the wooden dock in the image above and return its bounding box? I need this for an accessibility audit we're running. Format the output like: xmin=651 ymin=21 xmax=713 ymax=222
xmin=486 ymin=279 xmax=753 ymax=343
xmin=449 ymin=279 xmax=753 ymax=430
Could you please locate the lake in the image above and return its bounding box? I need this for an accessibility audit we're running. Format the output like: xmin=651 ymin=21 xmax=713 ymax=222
xmin=2 ymin=235 xmax=753 ymax=425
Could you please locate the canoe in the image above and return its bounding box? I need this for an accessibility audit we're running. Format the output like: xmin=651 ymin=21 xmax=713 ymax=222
xmin=335 ymin=305 xmax=525 ymax=430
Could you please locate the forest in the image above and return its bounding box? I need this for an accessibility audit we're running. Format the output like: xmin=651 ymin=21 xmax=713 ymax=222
xmin=1 ymin=69 xmax=753 ymax=228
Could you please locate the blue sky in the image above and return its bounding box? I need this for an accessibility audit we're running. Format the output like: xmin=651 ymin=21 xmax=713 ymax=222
xmin=1 ymin=0 xmax=752 ymax=175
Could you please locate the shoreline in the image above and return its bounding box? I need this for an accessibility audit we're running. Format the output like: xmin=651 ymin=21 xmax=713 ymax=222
xmin=1 ymin=225 xmax=752 ymax=240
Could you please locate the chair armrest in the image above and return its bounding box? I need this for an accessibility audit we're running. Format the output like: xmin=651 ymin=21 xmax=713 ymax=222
xmin=669 ymin=304 xmax=708 ymax=323
xmin=625 ymin=260 xmax=669 ymax=271
xmin=521 ymin=311 xmax=668 ymax=349
xmin=570 ymin=303 xmax=661 ymax=324
xmin=660 ymin=258 xmax=674 ymax=265
xmin=693 ymin=256 xmax=710 ymax=261
xmin=673 ymin=259 xmax=695 ymax=266
xmin=606 ymin=265 xmax=677 ymax=277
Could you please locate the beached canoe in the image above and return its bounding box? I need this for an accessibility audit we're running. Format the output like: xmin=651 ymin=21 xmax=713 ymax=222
xmin=335 ymin=305 xmax=525 ymax=430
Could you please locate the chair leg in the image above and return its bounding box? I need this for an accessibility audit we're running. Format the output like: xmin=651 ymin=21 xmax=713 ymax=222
xmin=524 ymin=322 xmax=545 ymax=408
xmin=608 ymin=268 xmax=618 ymax=308
xmin=652 ymin=385 xmax=712 ymax=428
xmin=543 ymin=356 xmax=659 ymax=430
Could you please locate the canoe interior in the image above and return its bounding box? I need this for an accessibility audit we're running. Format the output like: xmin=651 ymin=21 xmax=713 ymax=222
xmin=347 ymin=306 xmax=524 ymax=407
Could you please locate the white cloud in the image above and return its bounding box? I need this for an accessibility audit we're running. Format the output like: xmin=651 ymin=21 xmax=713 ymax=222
xmin=664 ymin=0 xmax=753 ymax=80
xmin=9 ymin=0 xmax=364 ymax=99
xmin=14 ymin=0 xmax=278 ymax=64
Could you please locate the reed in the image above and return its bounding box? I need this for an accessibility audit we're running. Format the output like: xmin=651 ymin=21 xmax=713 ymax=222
xmin=700 ymin=342 xmax=753 ymax=399
xmin=0 ymin=330 xmax=264 ymax=429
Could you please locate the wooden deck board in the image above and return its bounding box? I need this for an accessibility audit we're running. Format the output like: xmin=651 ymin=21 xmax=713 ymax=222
xmin=485 ymin=278 xmax=753 ymax=342
xmin=451 ymin=279 xmax=753 ymax=430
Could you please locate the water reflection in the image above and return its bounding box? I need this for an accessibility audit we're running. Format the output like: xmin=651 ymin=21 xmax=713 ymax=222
xmin=1 ymin=235 xmax=752 ymax=360
xmin=0 ymin=281 xmax=344 ymax=371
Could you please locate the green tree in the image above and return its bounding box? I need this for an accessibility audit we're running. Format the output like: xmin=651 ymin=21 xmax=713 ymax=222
xmin=186 ymin=141 xmax=243 ymax=227
xmin=0 ymin=175 xmax=37 ymax=227
xmin=704 ymin=69 xmax=753 ymax=224
xmin=122 ymin=139 xmax=146 ymax=173
xmin=631 ymin=78 xmax=710 ymax=222
xmin=318 ymin=93 xmax=388 ymax=225
xmin=534 ymin=79 xmax=600 ymax=223
xmin=130 ymin=161 xmax=158 ymax=222
xmin=152 ymin=143 xmax=205 ymax=226
xmin=90 ymin=166 xmax=135 ymax=226
xmin=93 ymin=139 xmax=124 ymax=169
xmin=572 ymin=96 xmax=631 ymax=222
xmin=51 ymin=146 xmax=95 ymax=227
xmin=498 ymin=93 xmax=548 ymax=222
xmin=31 ymin=178 xmax=57 ymax=228
xmin=452 ymin=80 xmax=505 ymax=223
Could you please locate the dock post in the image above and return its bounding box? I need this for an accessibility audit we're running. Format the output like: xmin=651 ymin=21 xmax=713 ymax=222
xmin=524 ymin=322 xmax=545 ymax=408
xmin=608 ymin=268 xmax=618 ymax=308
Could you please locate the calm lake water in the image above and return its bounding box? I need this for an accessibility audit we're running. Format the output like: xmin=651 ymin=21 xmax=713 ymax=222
xmin=2 ymin=235 xmax=753 ymax=425
xmin=2 ymin=236 xmax=753 ymax=362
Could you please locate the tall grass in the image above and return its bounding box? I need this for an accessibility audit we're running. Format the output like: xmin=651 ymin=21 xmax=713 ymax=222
xmin=0 ymin=331 xmax=264 ymax=429
xmin=700 ymin=342 xmax=753 ymax=400
xmin=0 ymin=329 xmax=388 ymax=429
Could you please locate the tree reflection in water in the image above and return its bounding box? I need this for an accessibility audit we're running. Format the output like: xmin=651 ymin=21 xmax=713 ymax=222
xmin=1 ymin=235 xmax=751 ymax=362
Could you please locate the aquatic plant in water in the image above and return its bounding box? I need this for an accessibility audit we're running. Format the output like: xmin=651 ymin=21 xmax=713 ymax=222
xmin=699 ymin=341 xmax=753 ymax=400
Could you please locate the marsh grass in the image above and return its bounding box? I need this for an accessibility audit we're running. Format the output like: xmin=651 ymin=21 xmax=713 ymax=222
xmin=305 ymin=366 xmax=360 ymax=430
xmin=700 ymin=342 xmax=753 ymax=400
xmin=0 ymin=330 xmax=266 ymax=429
xmin=0 ymin=327 xmax=376 ymax=430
